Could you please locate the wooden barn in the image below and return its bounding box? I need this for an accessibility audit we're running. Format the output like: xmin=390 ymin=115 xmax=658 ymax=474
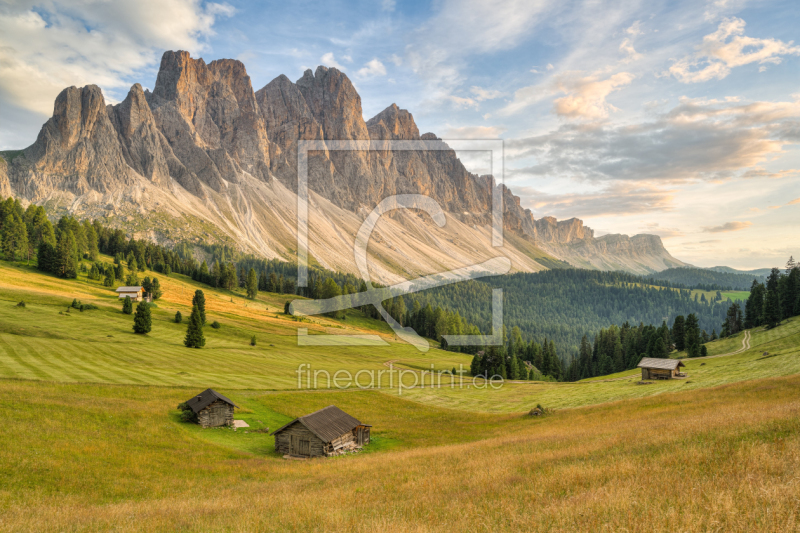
xmin=184 ymin=389 xmax=237 ymax=428
xmin=271 ymin=405 xmax=370 ymax=458
xmin=115 ymin=286 xmax=149 ymax=302
xmin=637 ymin=357 xmax=687 ymax=380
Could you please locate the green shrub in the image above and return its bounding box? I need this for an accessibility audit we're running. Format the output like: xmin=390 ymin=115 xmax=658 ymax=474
xmin=250 ymin=335 xmax=256 ymax=346
xmin=211 ymin=321 xmax=221 ymax=329
xmin=16 ymin=301 xmax=25 ymax=308
xmin=177 ymin=402 xmax=197 ymax=423
xmin=175 ymin=311 xmax=182 ymax=324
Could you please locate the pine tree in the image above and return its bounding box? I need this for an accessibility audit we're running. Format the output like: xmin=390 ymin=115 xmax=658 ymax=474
xmin=184 ymin=304 xmax=206 ymax=348
xmin=268 ymin=272 xmax=278 ymax=293
xmin=103 ymin=267 xmax=116 ymax=287
xmin=250 ymin=335 xmax=257 ymax=346
xmin=122 ymin=295 xmax=133 ymax=315
xmin=151 ymin=278 xmax=162 ymax=300
xmin=672 ymin=315 xmax=686 ymax=351
xmin=246 ymin=268 xmax=258 ymax=299
xmin=175 ymin=311 xmax=182 ymax=323
xmin=55 ymin=229 xmax=78 ymax=278
xmin=132 ymin=301 xmax=152 ymax=334
xmin=763 ymin=268 xmax=782 ymax=329
xmin=684 ymin=313 xmax=701 ymax=357
xmin=320 ymin=278 xmax=344 ymax=318
xmin=192 ymin=290 xmax=206 ymax=325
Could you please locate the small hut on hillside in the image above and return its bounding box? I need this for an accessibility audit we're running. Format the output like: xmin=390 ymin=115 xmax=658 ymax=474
xmin=183 ymin=389 xmax=237 ymax=428
xmin=115 ymin=286 xmax=149 ymax=302
xmin=271 ymin=405 xmax=370 ymax=458
xmin=637 ymin=358 xmax=687 ymax=380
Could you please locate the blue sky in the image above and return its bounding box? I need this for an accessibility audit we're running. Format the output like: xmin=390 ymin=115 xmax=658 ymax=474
xmin=1 ymin=0 xmax=798 ymax=268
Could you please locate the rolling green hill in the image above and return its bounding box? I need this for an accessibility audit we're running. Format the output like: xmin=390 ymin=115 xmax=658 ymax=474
xmin=2 ymin=256 xmax=800 ymax=531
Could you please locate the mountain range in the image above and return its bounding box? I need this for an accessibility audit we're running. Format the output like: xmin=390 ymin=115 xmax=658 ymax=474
xmin=0 ymin=50 xmax=685 ymax=283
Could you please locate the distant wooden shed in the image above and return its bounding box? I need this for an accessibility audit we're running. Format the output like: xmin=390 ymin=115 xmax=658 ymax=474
xmin=115 ymin=286 xmax=148 ymax=302
xmin=184 ymin=388 xmax=237 ymax=428
xmin=637 ymin=358 xmax=686 ymax=380
xmin=271 ymin=405 xmax=370 ymax=458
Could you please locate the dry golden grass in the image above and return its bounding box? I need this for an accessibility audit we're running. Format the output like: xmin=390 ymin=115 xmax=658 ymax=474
xmin=1 ymin=375 xmax=798 ymax=532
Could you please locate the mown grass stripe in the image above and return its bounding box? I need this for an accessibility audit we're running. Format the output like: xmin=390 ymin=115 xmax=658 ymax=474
xmin=0 ymin=335 xmax=59 ymax=381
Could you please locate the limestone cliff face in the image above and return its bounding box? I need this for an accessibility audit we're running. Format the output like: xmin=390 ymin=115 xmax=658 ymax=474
xmin=3 ymin=49 xmax=685 ymax=278
xmin=534 ymin=217 xmax=593 ymax=243
xmin=148 ymin=50 xmax=272 ymax=193
xmin=0 ymin=157 xmax=10 ymax=198
xmin=15 ymin=85 xmax=138 ymax=198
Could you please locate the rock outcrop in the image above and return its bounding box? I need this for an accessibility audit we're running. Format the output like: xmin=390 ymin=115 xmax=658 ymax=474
xmin=2 ymin=50 xmax=685 ymax=279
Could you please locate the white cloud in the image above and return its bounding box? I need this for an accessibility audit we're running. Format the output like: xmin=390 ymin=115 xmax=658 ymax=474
xmin=552 ymin=71 xmax=635 ymax=119
xmin=389 ymin=54 xmax=403 ymax=66
xmin=702 ymin=221 xmax=752 ymax=233
xmin=669 ymin=17 xmax=800 ymax=83
xmin=320 ymin=52 xmax=346 ymax=70
xmin=619 ymin=38 xmax=642 ymax=62
xmin=447 ymin=95 xmax=478 ymax=109
xmin=0 ymin=0 xmax=235 ymax=117
xmin=356 ymin=58 xmax=387 ymax=78
xmin=506 ymin=95 xmax=800 ymax=183
xmin=470 ymin=86 xmax=503 ymax=101
xmin=513 ymin=182 xmax=677 ymax=219
xmin=403 ymin=0 xmax=556 ymax=106
xmin=625 ymin=20 xmax=643 ymax=37
xmin=546 ymin=63 xmax=555 ymax=71
xmin=442 ymin=125 xmax=506 ymax=139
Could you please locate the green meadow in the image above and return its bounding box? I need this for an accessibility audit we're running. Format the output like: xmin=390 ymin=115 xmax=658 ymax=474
xmin=1 ymin=257 xmax=800 ymax=531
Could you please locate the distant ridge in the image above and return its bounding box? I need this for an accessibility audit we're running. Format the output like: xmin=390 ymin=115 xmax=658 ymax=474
xmin=1 ymin=50 xmax=685 ymax=281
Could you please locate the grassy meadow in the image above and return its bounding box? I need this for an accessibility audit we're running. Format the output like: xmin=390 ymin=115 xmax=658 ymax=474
xmin=1 ymin=256 xmax=800 ymax=531
xmin=1 ymin=375 xmax=799 ymax=531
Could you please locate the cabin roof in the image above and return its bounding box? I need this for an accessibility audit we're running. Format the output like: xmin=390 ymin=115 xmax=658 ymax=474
xmin=270 ymin=405 xmax=362 ymax=443
xmin=184 ymin=388 xmax=237 ymax=414
xmin=115 ymin=286 xmax=144 ymax=292
xmin=637 ymin=357 xmax=685 ymax=370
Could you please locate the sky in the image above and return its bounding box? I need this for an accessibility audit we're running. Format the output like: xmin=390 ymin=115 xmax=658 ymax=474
xmin=0 ymin=0 xmax=798 ymax=269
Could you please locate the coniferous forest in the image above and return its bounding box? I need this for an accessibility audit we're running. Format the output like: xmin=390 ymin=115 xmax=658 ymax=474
xmin=2 ymin=196 xmax=798 ymax=383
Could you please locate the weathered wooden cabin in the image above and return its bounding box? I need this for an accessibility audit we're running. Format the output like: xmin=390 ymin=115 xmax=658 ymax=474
xmin=637 ymin=357 xmax=687 ymax=380
xmin=184 ymin=389 xmax=237 ymax=428
xmin=271 ymin=405 xmax=370 ymax=458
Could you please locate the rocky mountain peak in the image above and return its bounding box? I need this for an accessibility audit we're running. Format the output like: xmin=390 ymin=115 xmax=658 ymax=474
xmin=2 ymin=49 xmax=686 ymax=278
xmin=296 ymin=66 xmax=369 ymax=141
xmin=367 ymin=104 xmax=420 ymax=141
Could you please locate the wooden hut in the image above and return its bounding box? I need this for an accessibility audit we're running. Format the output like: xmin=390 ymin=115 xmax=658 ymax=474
xmin=271 ymin=405 xmax=370 ymax=458
xmin=184 ymin=389 xmax=237 ymax=428
xmin=115 ymin=286 xmax=149 ymax=302
xmin=637 ymin=357 xmax=687 ymax=380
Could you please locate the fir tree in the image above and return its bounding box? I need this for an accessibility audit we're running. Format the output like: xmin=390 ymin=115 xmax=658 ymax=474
xmin=103 ymin=267 xmax=116 ymax=287
xmin=122 ymin=295 xmax=133 ymax=315
xmin=151 ymin=278 xmax=162 ymax=299
xmin=132 ymin=301 xmax=152 ymax=334
xmin=763 ymin=268 xmax=782 ymax=329
xmin=192 ymin=290 xmax=206 ymax=325
xmin=55 ymin=229 xmax=78 ymax=278
xmin=684 ymin=313 xmax=701 ymax=357
xmin=250 ymin=335 xmax=257 ymax=346
xmin=174 ymin=311 xmax=182 ymax=323
xmin=184 ymin=304 xmax=206 ymax=348
xmin=672 ymin=315 xmax=686 ymax=351
xmin=246 ymin=268 xmax=258 ymax=299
